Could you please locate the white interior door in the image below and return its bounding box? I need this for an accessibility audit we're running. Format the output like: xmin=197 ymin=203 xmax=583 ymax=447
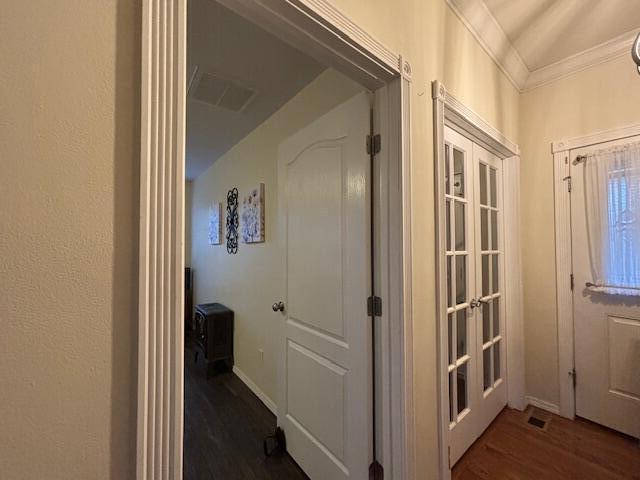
xmin=571 ymin=136 xmax=640 ymax=439
xmin=445 ymin=126 xmax=507 ymax=466
xmin=277 ymin=92 xmax=372 ymax=479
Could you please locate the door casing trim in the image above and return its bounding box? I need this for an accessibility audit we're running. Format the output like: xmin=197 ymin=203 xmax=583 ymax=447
xmin=552 ymin=121 xmax=640 ymax=421
xmin=432 ymin=80 xmax=525 ymax=479
xmin=137 ymin=1 xmax=413 ymax=478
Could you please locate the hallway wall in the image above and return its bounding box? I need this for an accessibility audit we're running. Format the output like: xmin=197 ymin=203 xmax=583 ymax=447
xmin=0 ymin=1 xmax=140 ymax=478
xmin=0 ymin=0 xmax=520 ymax=478
xmin=519 ymin=54 xmax=640 ymax=407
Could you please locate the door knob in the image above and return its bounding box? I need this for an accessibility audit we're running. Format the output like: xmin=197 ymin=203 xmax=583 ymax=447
xmin=470 ymin=298 xmax=489 ymax=309
xmin=272 ymin=301 xmax=285 ymax=312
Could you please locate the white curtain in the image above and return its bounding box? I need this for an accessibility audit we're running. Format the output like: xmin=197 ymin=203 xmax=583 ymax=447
xmin=584 ymin=140 xmax=640 ymax=296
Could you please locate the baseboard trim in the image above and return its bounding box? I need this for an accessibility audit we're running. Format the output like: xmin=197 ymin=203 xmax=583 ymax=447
xmin=525 ymin=396 xmax=561 ymax=415
xmin=232 ymin=365 xmax=278 ymax=416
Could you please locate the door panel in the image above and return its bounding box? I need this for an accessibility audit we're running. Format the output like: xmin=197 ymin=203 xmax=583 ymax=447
xmin=287 ymin=140 xmax=346 ymax=339
xmin=445 ymin=127 xmax=479 ymax=464
xmin=278 ymin=92 xmax=371 ymax=479
xmin=445 ymin=127 xmax=507 ymax=466
xmin=472 ymin=143 xmax=506 ymax=433
xmin=571 ymin=137 xmax=640 ymax=438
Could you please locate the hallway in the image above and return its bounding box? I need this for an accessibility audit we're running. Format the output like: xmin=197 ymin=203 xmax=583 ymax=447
xmin=452 ymin=407 xmax=640 ymax=480
xmin=184 ymin=343 xmax=308 ymax=480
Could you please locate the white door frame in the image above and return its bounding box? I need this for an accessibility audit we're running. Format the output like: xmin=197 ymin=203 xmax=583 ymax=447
xmin=137 ymin=1 xmax=413 ymax=479
xmin=432 ymin=80 xmax=525 ymax=478
xmin=551 ymin=122 xmax=640 ymax=420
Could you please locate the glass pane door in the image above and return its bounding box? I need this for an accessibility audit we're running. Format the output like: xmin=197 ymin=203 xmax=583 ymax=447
xmin=477 ymin=160 xmax=503 ymax=394
xmin=445 ymin=127 xmax=507 ymax=466
xmin=444 ymin=133 xmax=475 ymax=428
xmin=471 ymin=143 xmax=507 ymax=439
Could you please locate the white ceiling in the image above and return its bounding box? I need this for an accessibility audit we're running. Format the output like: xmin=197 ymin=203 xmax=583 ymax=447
xmin=186 ymin=0 xmax=325 ymax=179
xmin=483 ymin=0 xmax=640 ymax=71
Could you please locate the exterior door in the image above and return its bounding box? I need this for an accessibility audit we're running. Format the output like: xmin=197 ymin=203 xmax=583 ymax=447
xmin=445 ymin=126 xmax=507 ymax=465
xmin=571 ymin=137 xmax=640 ymax=439
xmin=276 ymin=92 xmax=372 ymax=479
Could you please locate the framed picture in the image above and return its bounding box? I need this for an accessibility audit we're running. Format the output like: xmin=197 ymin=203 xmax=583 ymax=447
xmin=241 ymin=183 xmax=265 ymax=243
xmin=208 ymin=201 xmax=222 ymax=245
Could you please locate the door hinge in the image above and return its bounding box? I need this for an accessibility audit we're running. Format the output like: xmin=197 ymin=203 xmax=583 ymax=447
xmin=367 ymin=296 xmax=382 ymax=317
xmin=369 ymin=460 xmax=383 ymax=480
xmin=569 ymin=369 xmax=577 ymax=389
xmin=367 ymin=134 xmax=381 ymax=155
xmin=570 ymin=273 xmax=574 ymax=291
xmin=563 ymin=175 xmax=572 ymax=193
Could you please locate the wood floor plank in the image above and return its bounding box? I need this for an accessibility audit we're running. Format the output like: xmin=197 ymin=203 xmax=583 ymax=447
xmin=453 ymin=407 xmax=640 ymax=480
xmin=184 ymin=343 xmax=309 ymax=480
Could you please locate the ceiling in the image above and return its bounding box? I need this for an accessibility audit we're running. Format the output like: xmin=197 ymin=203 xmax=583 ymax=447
xmin=186 ymin=0 xmax=325 ymax=179
xmin=483 ymin=0 xmax=640 ymax=71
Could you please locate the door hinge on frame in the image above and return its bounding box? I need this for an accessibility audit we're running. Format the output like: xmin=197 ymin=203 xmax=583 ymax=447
xmin=369 ymin=460 xmax=384 ymax=480
xmin=570 ymin=273 xmax=574 ymax=291
xmin=367 ymin=134 xmax=381 ymax=155
xmin=367 ymin=296 xmax=382 ymax=317
xmin=563 ymin=175 xmax=572 ymax=193
xmin=569 ymin=368 xmax=577 ymax=389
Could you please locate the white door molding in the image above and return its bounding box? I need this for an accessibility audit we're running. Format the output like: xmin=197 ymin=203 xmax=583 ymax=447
xmin=137 ymin=0 xmax=187 ymax=479
xmin=137 ymin=1 xmax=412 ymax=479
xmin=552 ymin=121 xmax=640 ymax=420
xmin=432 ymin=80 xmax=524 ymax=479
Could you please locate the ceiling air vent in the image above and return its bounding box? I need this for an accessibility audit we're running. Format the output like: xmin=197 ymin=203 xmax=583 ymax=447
xmin=190 ymin=69 xmax=257 ymax=113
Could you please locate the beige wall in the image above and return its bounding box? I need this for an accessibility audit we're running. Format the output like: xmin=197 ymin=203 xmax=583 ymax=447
xmin=520 ymin=55 xmax=640 ymax=407
xmin=0 ymin=1 xmax=140 ymax=479
xmin=190 ymin=69 xmax=363 ymax=404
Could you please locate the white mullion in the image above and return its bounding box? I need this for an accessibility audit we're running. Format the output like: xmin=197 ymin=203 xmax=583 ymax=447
xmin=147 ymin=2 xmax=160 ymax=478
xmin=446 ymin=194 xmax=469 ymax=204
xmin=446 ymin=140 xmax=459 ymax=423
xmin=162 ymin=0 xmax=174 ymax=477
xmin=455 ymin=354 xmax=471 ymax=367
xmin=137 ymin=0 xmax=153 ymax=476
xmin=447 ymin=302 xmax=470 ymax=315
xmin=171 ymin=0 xmax=186 ymax=476
xmin=155 ymin=0 xmax=167 ymax=476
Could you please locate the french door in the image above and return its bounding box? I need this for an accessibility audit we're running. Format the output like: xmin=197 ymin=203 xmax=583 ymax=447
xmin=444 ymin=126 xmax=507 ymax=465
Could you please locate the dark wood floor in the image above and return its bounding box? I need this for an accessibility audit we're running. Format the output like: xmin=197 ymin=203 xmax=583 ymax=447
xmin=453 ymin=406 xmax=640 ymax=480
xmin=184 ymin=344 xmax=308 ymax=480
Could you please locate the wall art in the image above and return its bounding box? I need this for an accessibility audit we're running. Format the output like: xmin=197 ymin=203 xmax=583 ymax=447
xmin=226 ymin=188 xmax=239 ymax=254
xmin=208 ymin=201 xmax=222 ymax=245
xmin=241 ymin=183 xmax=265 ymax=244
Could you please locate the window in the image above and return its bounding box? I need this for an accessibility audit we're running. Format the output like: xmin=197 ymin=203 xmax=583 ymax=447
xmin=607 ymin=165 xmax=640 ymax=289
xmin=585 ymin=141 xmax=640 ymax=295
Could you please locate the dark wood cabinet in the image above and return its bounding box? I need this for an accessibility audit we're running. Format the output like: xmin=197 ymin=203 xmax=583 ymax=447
xmin=194 ymin=303 xmax=234 ymax=369
xmin=185 ymin=267 xmax=193 ymax=332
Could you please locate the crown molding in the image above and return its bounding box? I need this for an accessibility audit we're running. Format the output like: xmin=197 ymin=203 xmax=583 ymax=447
xmin=524 ymin=29 xmax=638 ymax=91
xmin=445 ymin=0 xmax=529 ymax=91
xmin=446 ymin=0 xmax=640 ymax=93
xmin=552 ymin=122 xmax=640 ymax=153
